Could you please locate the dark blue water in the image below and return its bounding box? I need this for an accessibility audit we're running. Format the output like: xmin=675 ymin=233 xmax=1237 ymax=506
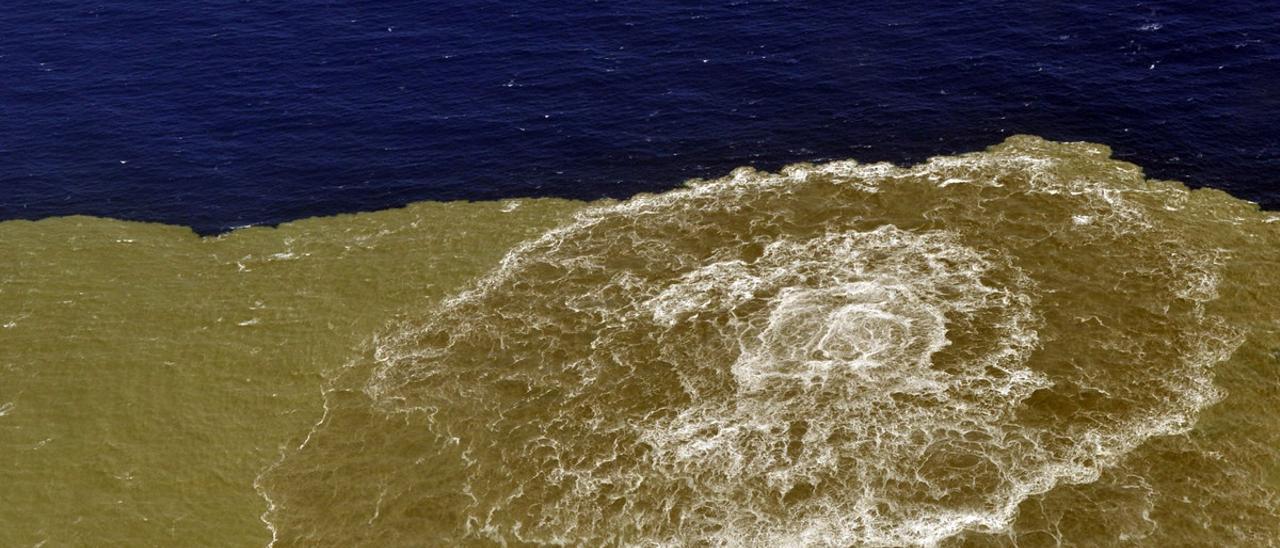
xmin=2 ymin=1 xmax=1277 ymax=234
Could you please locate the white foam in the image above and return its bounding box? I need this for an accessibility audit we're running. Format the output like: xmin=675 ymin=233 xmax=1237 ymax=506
xmin=627 ymin=226 xmax=1050 ymax=546
xmin=346 ymin=138 xmax=1242 ymax=546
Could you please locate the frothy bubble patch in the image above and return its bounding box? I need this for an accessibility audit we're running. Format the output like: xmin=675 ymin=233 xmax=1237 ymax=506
xmin=265 ymin=136 xmax=1250 ymax=546
xmin=626 ymin=227 xmax=1055 ymax=546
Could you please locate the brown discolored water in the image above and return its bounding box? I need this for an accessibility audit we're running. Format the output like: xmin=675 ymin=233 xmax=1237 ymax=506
xmin=3 ymin=136 xmax=1279 ymax=546
xmin=0 ymin=199 xmax=584 ymax=546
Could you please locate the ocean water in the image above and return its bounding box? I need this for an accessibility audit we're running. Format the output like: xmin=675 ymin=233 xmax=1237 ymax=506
xmin=3 ymin=2 xmax=1280 ymax=548
xmin=1 ymin=1 xmax=1277 ymax=231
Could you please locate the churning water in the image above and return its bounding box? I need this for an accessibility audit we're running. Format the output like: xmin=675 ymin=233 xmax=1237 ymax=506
xmin=248 ymin=137 xmax=1277 ymax=546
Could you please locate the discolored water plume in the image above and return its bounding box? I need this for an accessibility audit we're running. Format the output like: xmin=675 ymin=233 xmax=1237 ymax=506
xmin=259 ymin=136 xmax=1280 ymax=546
xmin=0 ymin=199 xmax=584 ymax=546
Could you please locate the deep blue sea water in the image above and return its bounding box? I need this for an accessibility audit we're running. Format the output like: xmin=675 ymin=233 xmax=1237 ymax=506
xmin=2 ymin=1 xmax=1277 ymax=234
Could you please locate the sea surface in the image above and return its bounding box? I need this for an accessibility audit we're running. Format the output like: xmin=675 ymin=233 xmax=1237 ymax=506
xmin=2 ymin=2 xmax=1280 ymax=547
xmin=1 ymin=1 xmax=1278 ymax=231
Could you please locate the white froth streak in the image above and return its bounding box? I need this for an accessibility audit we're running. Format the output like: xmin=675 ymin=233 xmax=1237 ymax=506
xmin=254 ymin=381 xmax=340 ymax=548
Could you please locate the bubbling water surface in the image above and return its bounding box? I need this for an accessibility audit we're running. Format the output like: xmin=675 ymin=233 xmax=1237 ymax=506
xmin=258 ymin=136 xmax=1278 ymax=546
